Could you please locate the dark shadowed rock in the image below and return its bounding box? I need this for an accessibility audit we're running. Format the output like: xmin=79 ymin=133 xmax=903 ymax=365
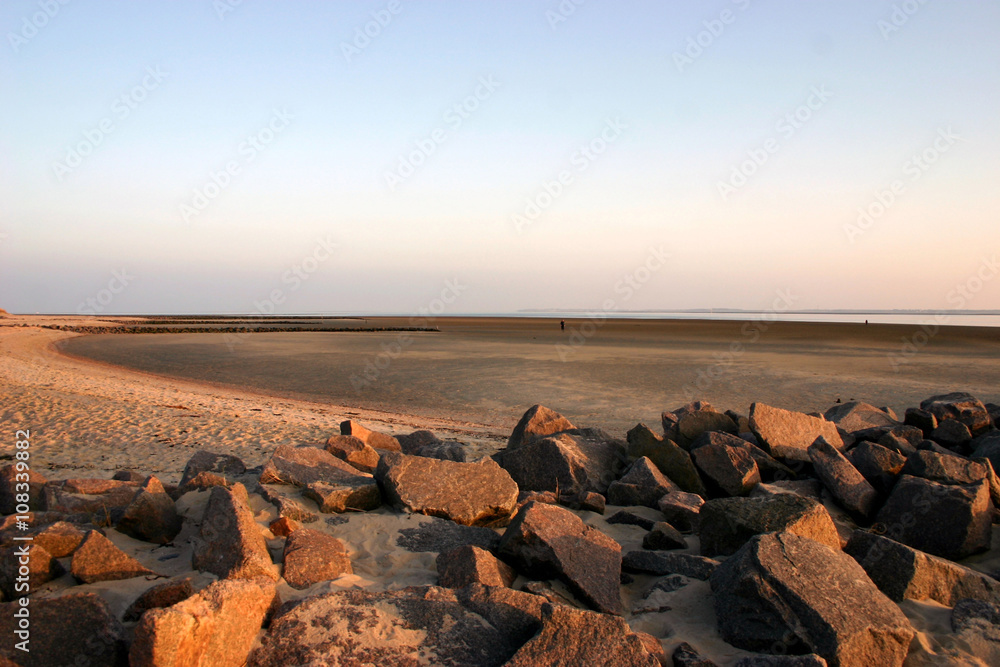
xmin=874 ymin=475 xmax=991 ymax=560
xmin=643 ymin=522 xmax=687 ymax=550
xmin=671 ymin=406 xmax=739 ymax=449
xmin=699 ymin=495 xmax=840 ymax=557
xmin=846 ymin=441 xmax=906 ymax=495
xmin=282 ymin=528 xmax=352 ymax=589
xmin=0 ymin=544 xmax=61 ymax=598
xmin=750 ymin=479 xmax=823 ymax=500
xmin=376 ymin=452 xmax=518 ymax=526
xmin=952 ymin=598 xmax=1000 ymax=636
xmin=904 ymin=407 xmax=938 ymax=436
xmin=900 ymin=449 xmax=987 ymax=485
xmin=124 ymin=578 xmax=196 ymax=622
xmin=626 ymin=423 xmax=706 ymax=495
xmin=673 ymin=642 xmax=720 ymax=667
xmin=808 ymin=436 xmax=878 ymax=519
xmin=658 ymin=491 xmax=704 ymax=533
xmin=0 ymin=464 xmax=46 ymax=514
xmin=193 ymin=483 xmax=277 ymax=581
xmin=249 ymin=586 xmax=519 ymax=667
xmin=0 ymin=593 xmax=126 ymax=666
xmin=397 ymin=429 xmax=442 ymax=454
xmin=916 ymin=438 xmax=955 ymax=456
xmin=397 ymin=518 xmax=501 ymax=554
xmin=845 ymin=530 xmax=1000 ymax=605
xmin=413 ymin=440 xmax=468 ymax=462
xmin=302 ymin=478 xmax=381 ymax=513
xmin=930 ymin=418 xmax=974 ymax=452
xmin=178 ymin=471 xmax=230 ymax=494
xmin=41 ymin=478 xmax=138 ymax=520
xmin=259 ymin=484 xmax=318 ymax=522
xmin=496 ymin=428 xmax=628 ymax=496
xmin=178 ymin=450 xmax=246 ymax=489
xmin=972 ymin=432 xmax=1000 ymax=472
xmin=734 ymin=656 xmax=828 ymax=666
xmin=113 ymin=469 xmax=146 ymax=482
xmin=693 ymin=443 xmax=760 ymax=497
xmin=131 ymin=578 xmax=278 ymax=667
xmin=498 ymin=501 xmax=623 ymax=615
xmin=453 ymin=583 xmax=546 ymax=647
xmin=324 ymin=434 xmax=380 ymax=473
xmin=71 ymin=530 xmax=156 ymax=583
xmin=504 ymin=603 xmax=659 ymax=667
xmin=437 ymin=544 xmax=516 ymax=588
xmin=507 ymin=404 xmax=575 ymax=448
xmin=566 ymin=490 xmax=606 ymax=514
xmin=117 ymin=475 xmax=183 ymax=544
xmin=823 ymin=401 xmax=898 ymax=434
xmin=750 ymin=403 xmax=844 ymax=463
xmin=692 ymin=431 xmax=796 ymax=483
xmin=622 ymin=551 xmax=719 ymax=580
xmin=340 ymin=419 xmax=402 ymax=451
xmin=921 ymin=392 xmax=992 ymax=436
xmin=877 ymin=425 xmax=922 ymax=454
xmin=607 ymin=508 xmax=660 ymax=530
xmin=608 ymin=456 xmax=679 ymax=508
xmin=711 ymin=532 xmax=914 ymax=667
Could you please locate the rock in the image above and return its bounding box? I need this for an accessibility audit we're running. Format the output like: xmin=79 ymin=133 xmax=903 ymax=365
xmin=498 ymin=501 xmax=623 ymax=615
xmin=178 ymin=450 xmax=246 ymax=489
xmin=622 ymin=551 xmax=719 ymax=580
xmin=193 ymin=483 xmax=277 ymax=581
xmin=823 ymin=401 xmax=898 ymax=434
xmin=41 ymin=478 xmax=139 ymax=520
xmin=845 ymin=442 xmax=906 ymax=495
xmin=281 ymin=528 xmax=352 ymax=589
xmin=916 ymin=438 xmax=955 ymax=456
xmin=0 ymin=544 xmax=61 ymax=599
xmin=249 ymin=586 xmax=520 ymax=667
xmin=750 ymin=403 xmax=844 ymax=463
xmin=877 ymin=425 xmax=922 ymax=454
xmin=930 ymin=418 xmax=974 ymax=450
xmin=904 ymin=407 xmax=938 ymax=436
xmin=131 ymin=578 xmax=278 ymax=667
xmin=324 ymin=434 xmax=380 ymax=473
xmin=397 ymin=429 xmax=442 ymax=454
xmin=711 ymin=532 xmax=914 ymax=666
xmin=124 ymin=578 xmax=196 ymax=622
xmin=268 ymin=516 xmax=299 ymax=536
xmin=643 ymin=522 xmax=687 ymax=550
xmin=643 ymin=574 xmax=692 ymax=596
xmin=178 ymin=471 xmax=230 ymax=493
xmin=699 ymin=495 xmax=840 ymax=557
xmin=671 ymin=406 xmax=739 ymax=449
xmin=952 ymin=597 xmax=1000 ymax=636
xmin=971 ymin=432 xmax=1000 ymax=472
xmin=734 ymin=656 xmax=828 ymax=666
xmin=750 ymin=479 xmax=822 ymax=500
xmin=0 ymin=464 xmax=46 ymax=514
xmin=900 ymin=449 xmax=987 ymax=485
xmin=26 ymin=520 xmax=87 ymax=557
xmin=397 ymin=518 xmax=502 ymax=553
xmin=116 ymin=475 xmax=184 ymax=544
xmin=636 ymin=632 xmax=668 ymax=666
xmin=607 ymin=456 xmax=680 ymax=508
xmin=259 ymin=484 xmax=319 ymax=522
xmin=567 ymin=490 xmax=606 ymax=514
xmin=376 ymin=452 xmax=518 ymax=526
xmin=808 ymin=436 xmax=878 ymax=518
xmin=607 ymin=508 xmax=660 ymax=530
xmin=413 ymin=440 xmax=468 ymax=462
xmin=454 ymin=583 xmax=547 ymax=646
xmin=504 ymin=603 xmax=659 ymax=666
xmin=672 ymin=642 xmax=720 ymax=666
xmin=921 ymin=392 xmax=993 ymax=436
xmin=260 ymin=444 xmax=376 ymax=488
xmin=302 ymin=478 xmax=381 ymax=513
xmin=874 ymin=475 xmax=991 ymax=560
xmin=340 ymin=419 xmax=402 ymax=451
xmin=507 ymin=404 xmax=575 ymax=448
xmin=437 ymin=544 xmax=516 ymax=588
xmin=113 ymin=469 xmax=146 ymax=482
xmin=0 ymin=593 xmax=126 ymax=666
xmin=71 ymin=530 xmax=155 ymax=583
xmin=845 ymin=530 xmax=1000 ymax=605
xmin=626 ymin=423 xmax=706 ymax=495
xmin=691 ymin=431 xmax=795 ymax=482
xmin=496 ymin=429 xmax=628 ymax=496
xmin=692 ymin=443 xmax=760 ymax=496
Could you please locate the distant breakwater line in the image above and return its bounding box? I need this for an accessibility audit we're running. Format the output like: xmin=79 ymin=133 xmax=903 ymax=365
xmin=13 ymin=324 xmax=440 ymax=335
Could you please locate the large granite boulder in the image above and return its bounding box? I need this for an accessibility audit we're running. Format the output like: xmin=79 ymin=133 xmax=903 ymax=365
xmin=749 ymin=403 xmax=844 ymax=463
xmin=116 ymin=475 xmax=184 ymax=544
xmin=281 ymin=528 xmax=352 ymax=589
xmin=0 ymin=593 xmax=126 ymax=666
xmin=607 ymin=456 xmax=679 ymax=508
xmin=261 ymin=445 xmax=381 ymax=512
xmin=193 ymin=483 xmax=277 ymax=581
xmin=808 ymin=436 xmax=878 ymax=519
xmin=437 ymin=544 xmax=516 ymax=589
xmin=495 ymin=428 xmax=628 ymax=496
xmin=178 ymin=450 xmax=246 ymax=490
xmin=626 ymin=423 xmax=706 ymax=495
xmin=0 ymin=464 xmax=46 ymax=514
xmin=41 ymin=478 xmax=139 ymax=520
xmin=691 ymin=431 xmax=796 ymax=482
xmin=376 ymin=452 xmax=518 ymax=526
xmin=667 ymin=403 xmax=739 ymax=449
xmin=823 ymin=401 xmax=898 ymax=434
xmin=324 ymin=434 xmax=380 ymax=473
xmin=340 ymin=419 xmax=402 ymax=451
xmin=71 ymin=530 xmax=156 ymax=583
xmin=622 ymin=550 xmax=720 ymax=579
xmin=900 ymin=449 xmax=987 ymax=485
xmin=846 ymin=442 xmax=906 ymax=495
xmin=498 ymin=501 xmax=623 ymax=615
xmin=699 ymin=495 xmax=840 ymax=557
xmin=508 ymin=404 xmax=576 ymax=448
xmin=920 ymin=392 xmax=993 ymax=436
xmin=0 ymin=543 xmax=62 ymax=599
xmin=658 ymin=491 xmax=704 ymax=533
xmin=711 ymin=532 xmax=914 ymax=666
xmin=692 ymin=443 xmax=760 ymax=496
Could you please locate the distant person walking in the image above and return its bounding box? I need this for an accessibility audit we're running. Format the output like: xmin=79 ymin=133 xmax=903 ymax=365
xmin=560 ymin=320 xmax=565 ymax=331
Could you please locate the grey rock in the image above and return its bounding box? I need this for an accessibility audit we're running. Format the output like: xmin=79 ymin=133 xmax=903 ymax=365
xmin=692 ymin=443 xmax=760 ymax=497
xmin=642 ymin=522 xmax=687 ymax=550
xmin=749 ymin=403 xmax=844 ymax=463
xmin=920 ymin=392 xmax=993 ymax=436
xmin=607 ymin=456 xmax=679 ymax=508
xmin=193 ymin=483 xmax=277 ymax=581
xmin=904 ymin=407 xmax=937 ymax=437
xmin=672 ymin=642 xmax=719 ymax=667
xmin=496 ymin=428 xmax=628 ymax=496
xmin=178 ymin=450 xmax=246 ymax=489
xmin=626 ymin=423 xmax=706 ymax=495
xmin=657 ymin=491 xmax=704 ymax=533
xmin=930 ymin=418 xmax=974 ymax=451
xmin=823 ymin=401 xmax=898 ymax=434
xmin=808 ymin=436 xmax=878 ymax=519
xmin=621 ymin=551 xmax=719 ymax=580
xmin=900 ymin=449 xmax=987 ymax=485
xmin=846 ymin=442 xmax=906 ymax=495
xmin=699 ymin=494 xmax=841 ymax=557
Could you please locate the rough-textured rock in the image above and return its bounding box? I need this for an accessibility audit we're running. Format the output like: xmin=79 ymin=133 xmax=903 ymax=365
xmin=808 ymin=436 xmax=878 ymax=518
xmin=622 ymin=551 xmax=719 ymax=580
xmin=626 ymin=423 xmax=706 ymax=495
xmin=376 ymin=452 xmax=518 ymax=526
xmin=178 ymin=450 xmax=246 ymax=489
xmin=672 ymin=642 xmax=720 ymax=667
xmin=260 ymin=444 xmax=375 ymax=487
xmin=397 ymin=518 xmax=502 ymax=553
xmin=124 ymin=578 xmax=196 ymax=622
xmin=916 ymin=438 xmax=955 ymax=456
xmin=302 ymin=478 xmax=381 ymax=513
xmin=952 ymin=598 xmax=1000 ymax=637
xmin=823 ymin=401 xmax=898 ymax=434
xmin=877 ymin=425 xmax=923 ymax=453
xmin=657 ymin=491 xmax=704 ymax=533
xmin=711 ymin=532 xmax=914 ymax=667
xmin=874 ymin=475 xmax=991 ymax=560
xmin=692 ymin=443 xmax=760 ymax=496
xmin=131 ymin=578 xmax=278 ymax=667
xmin=324 ymin=434 xmax=380 ymax=473
xmin=750 ymin=403 xmax=844 ymax=462
xmin=566 ymin=490 xmax=606 ymax=514
xmin=71 ymin=530 xmax=156 ymax=583
xmin=178 ymin=471 xmax=230 ymax=493
xmin=496 ymin=428 xmax=628 ymax=496
xmin=846 ymin=441 xmax=906 ymax=495
xmin=845 ymin=530 xmax=1000 ymax=605
xmin=340 ymin=419 xmax=402 ymax=451
xmin=972 ymin=432 xmax=1000 ymax=472
xmin=750 ymin=479 xmax=823 ymax=500
xmin=691 ymin=431 xmax=795 ymax=482
xmin=904 ymin=407 xmax=938 ymax=436
xmin=607 ymin=508 xmax=661 ymax=531
xmin=113 ymin=469 xmax=146 ymax=482
xmin=248 ymin=586 xmax=520 ymax=667
xmin=193 ymin=483 xmax=277 ymax=581
xmin=259 ymin=484 xmax=319 ymax=522
xmin=268 ymin=516 xmax=299 ymax=537
xmin=397 ymin=429 xmax=442 ymax=454
xmin=0 ymin=544 xmax=62 ymax=599
xmin=117 ymin=475 xmax=184 ymax=544
xmin=0 ymin=593 xmax=126 ymax=666
xmin=900 ymin=449 xmax=987 ymax=485
xmin=281 ymin=528 xmax=352 ymax=589
xmin=607 ymin=456 xmax=679 ymax=508
xmin=454 ymin=583 xmax=546 ymax=646
xmin=437 ymin=544 xmax=516 ymax=588
xmin=920 ymin=392 xmax=992 ymax=436
xmin=498 ymin=501 xmax=622 ymax=615
xmin=930 ymin=418 xmax=974 ymax=450
xmin=671 ymin=406 xmax=739 ymax=449
xmin=413 ymin=440 xmax=468 ymax=462
xmin=24 ymin=520 xmax=87 ymax=557
xmin=734 ymin=656 xmax=828 ymax=666
xmin=41 ymin=478 xmax=139 ymax=520
xmin=643 ymin=521 xmax=687 ymax=550
xmin=504 ymin=603 xmax=659 ymax=666
xmin=507 ymin=404 xmax=575 ymax=448
xmin=0 ymin=464 xmax=46 ymax=514
xmin=699 ymin=495 xmax=840 ymax=557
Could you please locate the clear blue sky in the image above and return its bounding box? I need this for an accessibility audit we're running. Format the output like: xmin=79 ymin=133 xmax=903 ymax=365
xmin=1 ymin=1 xmax=998 ymax=315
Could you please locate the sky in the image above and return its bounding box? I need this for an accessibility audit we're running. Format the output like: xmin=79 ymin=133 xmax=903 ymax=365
xmin=1 ymin=0 xmax=999 ymax=316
